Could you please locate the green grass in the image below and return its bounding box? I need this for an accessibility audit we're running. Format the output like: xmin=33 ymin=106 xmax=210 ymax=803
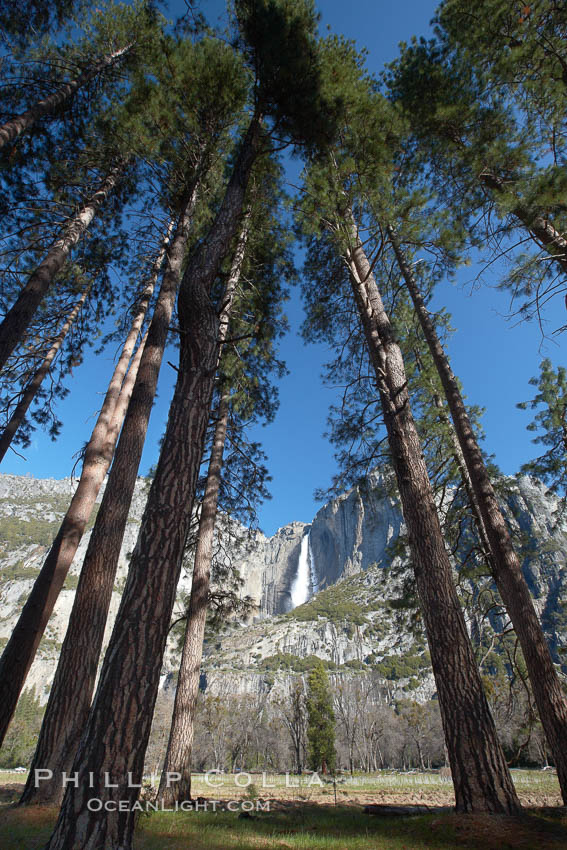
xmin=0 ymin=770 xmax=565 ymax=849
xmin=0 ymin=803 xmax=566 ymax=850
xmin=134 ymin=807 xmax=461 ymax=850
xmin=136 ymin=806 xmax=567 ymax=850
xmin=0 ymin=806 xmax=54 ymax=849
xmin=3 ymin=768 xmax=561 ymax=797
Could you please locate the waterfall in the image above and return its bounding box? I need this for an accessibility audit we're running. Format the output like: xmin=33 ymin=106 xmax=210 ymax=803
xmin=290 ymin=532 xmax=318 ymax=608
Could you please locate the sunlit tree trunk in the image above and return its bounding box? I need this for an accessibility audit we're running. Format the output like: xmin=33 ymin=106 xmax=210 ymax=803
xmin=343 ymin=212 xmax=520 ymax=814
xmin=157 ymin=214 xmax=250 ymax=807
xmin=0 ymin=166 xmax=124 ymax=372
xmin=18 ymin=330 xmax=146 ymax=805
xmin=16 ymin=209 xmax=193 ymax=805
xmin=45 ymin=112 xmax=261 ymax=850
xmin=157 ymin=390 xmax=230 ymax=807
xmin=0 ymin=283 xmax=91 ymax=463
xmin=0 ymin=45 xmax=133 ymax=152
xmin=0 ymin=221 xmax=163 ymax=748
xmin=388 ymin=223 xmax=567 ymax=805
xmin=431 ymin=391 xmax=494 ymax=568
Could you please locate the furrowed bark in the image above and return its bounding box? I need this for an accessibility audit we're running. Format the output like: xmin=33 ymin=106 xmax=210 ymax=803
xmin=45 ymin=113 xmax=261 ymax=850
xmin=0 ymin=225 xmax=165 ymax=748
xmin=0 ymin=283 xmax=91 ymax=463
xmin=17 ymin=213 xmax=186 ymax=806
xmin=388 ymin=223 xmax=567 ymax=804
xmin=19 ymin=330 xmax=147 ymax=806
xmin=431 ymin=392 xmax=495 ymax=569
xmin=0 ymin=45 xmax=133 ymax=152
xmin=344 ymin=212 xmax=520 ymax=814
xmin=157 ymin=391 xmax=230 ymax=808
xmin=158 ymin=214 xmax=251 ymax=807
xmin=0 ymin=166 xmax=124 ymax=372
xmin=409 ymin=342 xmax=491 ymax=561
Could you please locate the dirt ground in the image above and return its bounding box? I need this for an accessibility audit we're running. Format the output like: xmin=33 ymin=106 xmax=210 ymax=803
xmin=187 ymin=773 xmax=564 ymax=810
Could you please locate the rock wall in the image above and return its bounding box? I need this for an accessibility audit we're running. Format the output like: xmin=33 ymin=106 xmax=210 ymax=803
xmin=309 ymin=473 xmax=404 ymax=588
xmin=234 ymin=522 xmax=307 ymax=616
xmin=0 ymin=472 xmax=566 ymax=703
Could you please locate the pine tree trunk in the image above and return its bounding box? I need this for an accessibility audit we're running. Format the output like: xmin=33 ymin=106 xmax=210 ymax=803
xmin=0 ymin=45 xmax=133 ymax=152
xmin=0 ymin=283 xmax=91 ymax=462
xmin=44 ymin=113 xmax=261 ymax=850
xmin=16 ymin=215 xmax=186 ymax=806
xmin=388 ymin=223 xmax=567 ymax=805
xmin=0 ymin=224 xmax=161 ymax=748
xmin=344 ymin=213 xmax=520 ymax=814
xmin=18 ymin=330 xmax=146 ymax=806
xmin=0 ymin=166 xmax=123 ymax=373
xmin=409 ymin=343 xmax=491 ymax=556
xmin=157 ymin=214 xmax=249 ymax=808
xmin=432 ymin=391 xmax=495 ymax=568
xmin=157 ymin=391 xmax=230 ymax=807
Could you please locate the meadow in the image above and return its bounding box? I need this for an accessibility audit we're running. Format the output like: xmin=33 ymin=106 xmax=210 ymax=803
xmin=1 ymin=769 xmax=566 ymax=849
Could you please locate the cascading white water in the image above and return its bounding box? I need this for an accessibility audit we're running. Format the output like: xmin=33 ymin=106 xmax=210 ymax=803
xmin=290 ymin=532 xmax=318 ymax=608
xmin=290 ymin=534 xmax=310 ymax=607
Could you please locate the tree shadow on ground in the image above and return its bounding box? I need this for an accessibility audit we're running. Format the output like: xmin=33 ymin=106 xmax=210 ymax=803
xmin=0 ymin=799 xmax=566 ymax=850
xmin=134 ymin=801 xmax=567 ymax=850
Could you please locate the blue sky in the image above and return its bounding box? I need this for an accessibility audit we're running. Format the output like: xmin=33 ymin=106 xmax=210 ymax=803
xmin=3 ymin=1 xmax=566 ymax=536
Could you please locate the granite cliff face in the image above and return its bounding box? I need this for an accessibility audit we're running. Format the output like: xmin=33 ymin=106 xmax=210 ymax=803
xmin=232 ymin=470 xmax=407 ymax=614
xmin=0 ymin=472 xmax=565 ymax=704
xmin=240 ymin=521 xmax=307 ymax=616
xmin=499 ymin=477 xmax=567 ymax=654
xmin=196 ymin=474 xmax=567 ymax=705
xmin=309 ymin=472 xmax=404 ymax=588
